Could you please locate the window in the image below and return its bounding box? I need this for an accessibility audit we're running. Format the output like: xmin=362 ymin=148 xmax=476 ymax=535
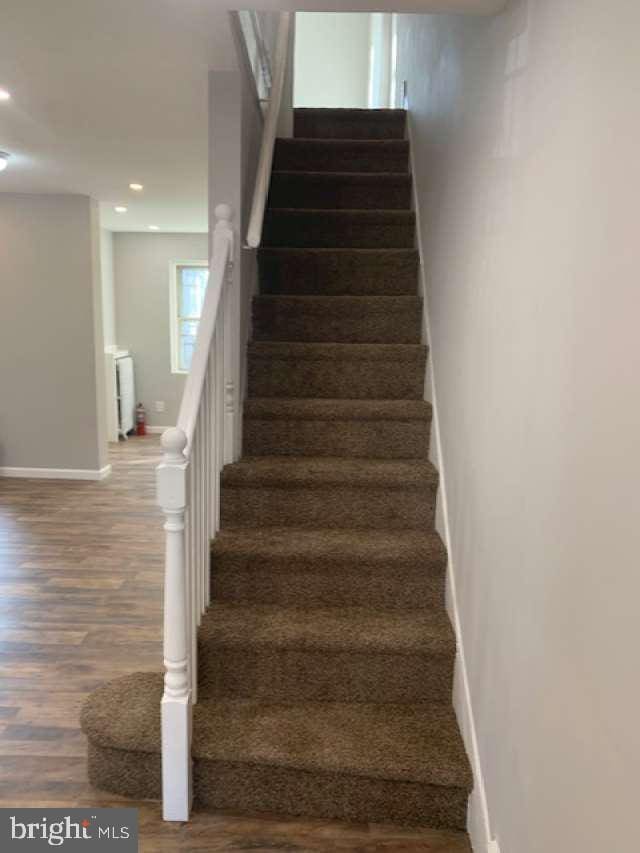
xmin=170 ymin=262 xmax=209 ymax=373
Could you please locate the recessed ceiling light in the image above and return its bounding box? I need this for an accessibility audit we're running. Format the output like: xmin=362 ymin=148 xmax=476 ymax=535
xmin=114 ymin=206 xmax=128 ymax=213
xmin=148 ymin=225 xmax=159 ymax=231
xmin=0 ymin=152 xmax=10 ymax=172
xmin=0 ymin=89 xmax=11 ymax=102
xmin=129 ymin=183 xmax=143 ymax=191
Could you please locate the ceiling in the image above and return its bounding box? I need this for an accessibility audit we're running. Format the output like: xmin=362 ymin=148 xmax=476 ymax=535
xmin=0 ymin=0 xmax=502 ymax=234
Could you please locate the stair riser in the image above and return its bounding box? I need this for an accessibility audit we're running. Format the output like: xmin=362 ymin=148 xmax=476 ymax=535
xmin=258 ymin=250 xmax=419 ymax=296
xmin=212 ymin=565 xmax=445 ymax=610
xmin=268 ymin=175 xmax=411 ymax=210
xmin=248 ymin=356 xmax=426 ymax=400
xmin=198 ymin=646 xmax=452 ymax=704
xmin=274 ymin=141 xmax=410 ymax=173
xmin=252 ymin=299 xmax=422 ymax=344
xmin=87 ymin=742 xmax=160 ymax=800
xmin=243 ymin=418 xmax=430 ymax=459
xmin=294 ymin=111 xmax=406 ymax=140
xmin=221 ymin=484 xmax=436 ymax=530
xmin=194 ymin=761 xmax=467 ymax=830
xmin=264 ymin=212 xmax=415 ymax=249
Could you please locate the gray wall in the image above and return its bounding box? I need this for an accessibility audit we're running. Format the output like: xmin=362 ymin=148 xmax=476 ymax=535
xmin=0 ymin=194 xmax=107 ymax=472
xmin=396 ymin=2 xmax=640 ymax=851
xmin=100 ymin=228 xmax=116 ymax=349
xmin=113 ymin=232 xmax=208 ymax=427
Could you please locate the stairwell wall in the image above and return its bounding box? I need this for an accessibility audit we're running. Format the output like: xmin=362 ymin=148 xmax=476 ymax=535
xmin=397 ymin=2 xmax=640 ymax=852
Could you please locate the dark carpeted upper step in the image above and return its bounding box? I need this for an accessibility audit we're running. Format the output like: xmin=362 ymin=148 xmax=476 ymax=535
xmin=252 ymin=295 xmax=422 ymax=344
xmin=268 ymin=171 xmax=412 ymax=210
xmin=263 ymin=209 xmax=415 ymax=249
xmin=197 ymin=601 xmax=455 ymax=704
xmin=248 ymin=341 xmax=427 ymax=400
xmin=258 ymin=248 xmax=419 ymax=296
xmin=221 ymin=456 xmax=438 ymax=530
xmin=211 ymin=527 xmax=446 ymax=610
xmin=274 ymin=139 xmax=410 ymax=173
xmin=243 ymin=398 xmax=432 ymax=459
xmin=294 ymin=108 xmax=407 ymax=140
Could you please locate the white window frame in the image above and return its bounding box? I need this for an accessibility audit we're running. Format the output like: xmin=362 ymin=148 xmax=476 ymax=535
xmin=169 ymin=260 xmax=210 ymax=375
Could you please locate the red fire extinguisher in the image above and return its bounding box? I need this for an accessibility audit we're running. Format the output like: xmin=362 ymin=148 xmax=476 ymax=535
xmin=136 ymin=403 xmax=147 ymax=436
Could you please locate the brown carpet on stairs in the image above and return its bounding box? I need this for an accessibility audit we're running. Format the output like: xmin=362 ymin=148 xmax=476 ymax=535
xmin=81 ymin=106 xmax=473 ymax=831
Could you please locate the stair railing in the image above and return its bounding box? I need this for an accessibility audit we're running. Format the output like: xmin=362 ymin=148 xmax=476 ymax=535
xmin=246 ymin=11 xmax=292 ymax=248
xmin=156 ymin=204 xmax=235 ymax=821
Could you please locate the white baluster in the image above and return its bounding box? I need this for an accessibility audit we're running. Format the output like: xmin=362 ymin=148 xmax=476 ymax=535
xmin=157 ymin=427 xmax=192 ymax=822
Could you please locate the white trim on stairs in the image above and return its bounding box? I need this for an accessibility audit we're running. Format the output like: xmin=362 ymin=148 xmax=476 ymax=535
xmin=407 ymin=114 xmax=492 ymax=853
xmin=146 ymin=426 xmax=171 ymax=434
xmin=0 ymin=464 xmax=112 ymax=481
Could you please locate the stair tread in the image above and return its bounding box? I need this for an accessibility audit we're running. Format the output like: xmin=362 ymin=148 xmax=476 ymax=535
xmin=259 ymin=246 xmax=418 ymax=256
xmin=212 ymin=526 xmax=445 ymax=566
xmin=295 ymin=107 xmax=407 ymax=118
xmin=249 ymin=341 xmax=426 ymax=361
xmin=272 ymin=169 xmax=411 ymax=177
xmin=193 ymin=697 xmax=472 ymax=790
xmin=199 ymin=601 xmax=455 ymax=656
xmin=222 ymin=456 xmax=438 ymax=488
xmin=267 ymin=208 xmax=415 ymax=217
xmin=244 ymin=398 xmax=432 ymax=422
xmin=254 ymin=294 xmax=420 ymax=303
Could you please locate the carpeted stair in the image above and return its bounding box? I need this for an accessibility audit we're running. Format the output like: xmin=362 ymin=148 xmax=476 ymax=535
xmin=82 ymin=107 xmax=473 ymax=831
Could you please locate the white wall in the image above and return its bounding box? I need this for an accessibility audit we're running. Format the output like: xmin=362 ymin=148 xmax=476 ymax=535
xmin=113 ymin=232 xmax=208 ymax=428
xmin=100 ymin=229 xmax=116 ymax=349
xmin=396 ymin=3 xmax=640 ymax=852
xmin=294 ymin=13 xmax=372 ymax=108
xmin=0 ymin=194 xmax=107 ymax=473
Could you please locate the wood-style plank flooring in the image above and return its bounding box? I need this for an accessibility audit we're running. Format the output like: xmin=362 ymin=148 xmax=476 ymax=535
xmin=0 ymin=436 xmax=470 ymax=852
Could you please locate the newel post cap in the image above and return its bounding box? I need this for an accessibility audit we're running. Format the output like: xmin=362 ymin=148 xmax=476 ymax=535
xmin=214 ymin=203 xmax=233 ymax=225
xmin=161 ymin=427 xmax=188 ymax=461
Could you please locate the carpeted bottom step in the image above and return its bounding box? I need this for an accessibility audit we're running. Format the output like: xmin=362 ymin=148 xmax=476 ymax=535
xmin=248 ymin=342 xmax=427 ymax=400
xmin=252 ymin=295 xmax=422 ymax=344
xmin=243 ymin=398 xmax=432 ymax=459
xmin=197 ymin=601 xmax=455 ymax=704
xmin=81 ymin=672 xmax=472 ymax=829
xmin=211 ymin=527 xmax=446 ymax=610
xmin=193 ymin=698 xmax=472 ymax=829
xmin=221 ymin=456 xmax=438 ymax=530
xmin=258 ymin=248 xmax=419 ymax=296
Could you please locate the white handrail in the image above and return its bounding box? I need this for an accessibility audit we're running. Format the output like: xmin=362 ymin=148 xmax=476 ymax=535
xmin=246 ymin=12 xmax=291 ymax=249
xmin=156 ymin=203 xmax=235 ymax=822
xmin=177 ymin=204 xmax=234 ymax=449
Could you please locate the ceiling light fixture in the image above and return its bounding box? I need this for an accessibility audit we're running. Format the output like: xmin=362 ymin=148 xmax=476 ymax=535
xmin=129 ymin=183 xmax=143 ymax=191
xmin=114 ymin=206 xmax=128 ymax=213
xmin=148 ymin=225 xmax=159 ymax=231
xmin=0 ymin=152 xmax=10 ymax=172
xmin=0 ymin=89 xmax=11 ymax=102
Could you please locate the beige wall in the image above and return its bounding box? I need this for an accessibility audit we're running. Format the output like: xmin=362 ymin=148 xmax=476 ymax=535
xmin=0 ymin=194 xmax=107 ymax=473
xmin=396 ymin=2 xmax=640 ymax=851
xmin=294 ymin=13 xmax=372 ymax=108
xmin=113 ymin=232 xmax=208 ymax=428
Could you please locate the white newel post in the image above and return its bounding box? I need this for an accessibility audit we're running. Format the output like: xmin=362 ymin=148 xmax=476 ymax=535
xmin=214 ymin=204 xmax=237 ymax=465
xmin=157 ymin=427 xmax=192 ymax=821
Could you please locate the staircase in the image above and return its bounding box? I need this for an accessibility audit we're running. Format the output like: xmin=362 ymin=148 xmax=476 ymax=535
xmin=81 ymin=107 xmax=472 ymax=830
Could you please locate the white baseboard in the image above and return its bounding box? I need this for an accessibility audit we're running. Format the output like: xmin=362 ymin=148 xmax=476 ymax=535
xmin=407 ymin=114 xmax=492 ymax=853
xmin=146 ymin=426 xmax=170 ymax=434
xmin=0 ymin=464 xmax=112 ymax=481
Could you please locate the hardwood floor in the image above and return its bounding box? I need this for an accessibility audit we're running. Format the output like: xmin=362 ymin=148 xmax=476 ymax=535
xmin=0 ymin=436 xmax=470 ymax=852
